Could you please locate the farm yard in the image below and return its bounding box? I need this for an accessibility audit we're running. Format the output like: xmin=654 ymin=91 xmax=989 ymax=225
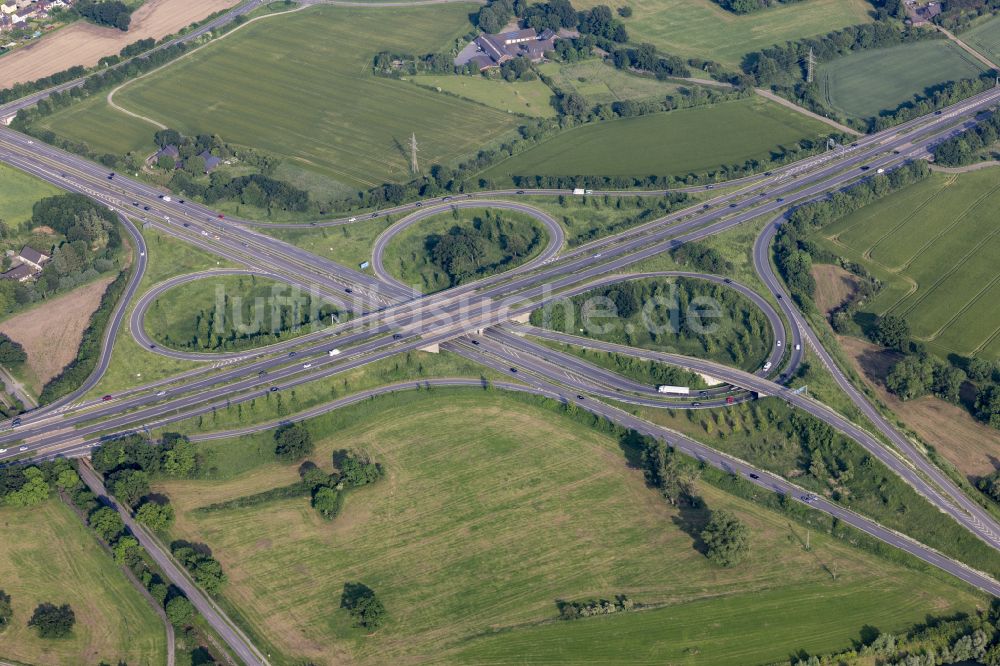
xmin=0 ymin=0 xmax=241 ymax=88
xmin=817 ymin=169 xmax=1000 ymax=360
xmin=154 ymin=390 xmax=982 ymax=665
xmin=0 ymin=500 xmax=167 ymax=665
xmin=68 ymin=4 xmax=520 ymax=192
xmin=480 ymin=96 xmax=832 ymax=181
xmin=570 ymin=0 xmax=874 ymax=67
xmin=818 ymin=40 xmax=986 ymax=120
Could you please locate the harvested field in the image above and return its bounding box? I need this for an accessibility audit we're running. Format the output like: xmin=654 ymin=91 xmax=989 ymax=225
xmin=811 ymin=263 xmax=859 ymax=315
xmin=838 ymin=335 xmax=1000 ymax=479
xmin=0 ymin=276 xmax=114 ymax=392
xmin=0 ymin=0 xmax=240 ymax=88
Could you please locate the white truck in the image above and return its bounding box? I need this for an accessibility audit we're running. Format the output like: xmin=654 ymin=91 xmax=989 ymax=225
xmin=657 ymin=385 xmax=690 ymax=395
xmin=573 ymin=188 xmax=586 ymax=195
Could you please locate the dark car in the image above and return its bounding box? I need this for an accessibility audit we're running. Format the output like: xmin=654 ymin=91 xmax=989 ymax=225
xmin=691 ymin=401 xmax=702 ymax=407
xmin=470 ymin=340 xmax=480 ymax=345
xmin=776 ymin=198 xmax=785 ymax=203
xmin=749 ymin=473 xmax=760 ymax=480
xmin=723 ymin=278 xmax=732 ymax=284
xmin=182 ymin=222 xmax=190 ymax=227
xmin=392 ymin=333 xmax=403 ymax=340
xmin=107 ymin=173 xmax=115 ymax=179
xmin=345 ymin=288 xmax=353 ymax=294
xmin=516 ymin=190 xmax=525 ymax=194
xmin=258 ymin=370 xmax=266 ymax=377
xmin=178 ymin=199 xmax=185 ymax=203
xmin=729 ymin=203 xmax=738 ymax=208
xmin=510 ymin=367 xmax=518 ymax=373
xmin=218 ymin=214 xmax=224 ymax=219
xmin=288 ymin=351 xmax=296 ymax=357
xmin=934 ymin=110 xmax=942 ymax=115
xmin=12 ymin=418 xmax=21 ymax=426
xmin=144 ymin=206 xmax=150 ymax=211
xmin=764 ymin=171 xmax=772 ymax=176
xmin=699 ymin=390 xmax=708 ymax=397
xmin=776 ymin=294 xmax=783 ymax=300
xmin=102 ymin=395 xmax=113 ymax=402
xmin=415 ymin=202 xmax=422 ymax=207
xmin=576 ymin=395 xmax=585 ymax=400
xmin=705 ymin=184 xmax=714 ymax=189
xmin=702 ymin=204 xmax=711 ymax=209
xmin=270 ymin=386 xmax=278 ymax=392
xmin=132 ymin=201 xmax=139 ymax=206
xmin=149 ymin=344 xmax=156 ymax=349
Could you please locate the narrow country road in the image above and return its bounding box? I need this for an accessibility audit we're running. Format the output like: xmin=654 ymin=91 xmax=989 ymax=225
xmin=77 ymin=462 xmax=269 ymax=666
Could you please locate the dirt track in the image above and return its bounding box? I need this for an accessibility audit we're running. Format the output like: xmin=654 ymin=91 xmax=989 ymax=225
xmin=0 ymin=0 xmax=240 ymax=88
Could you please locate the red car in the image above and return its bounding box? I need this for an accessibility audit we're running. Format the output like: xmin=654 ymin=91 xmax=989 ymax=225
xmin=102 ymin=395 xmax=113 ymax=402
xmin=726 ymin=396 xmax=735 ymax=404
xmin=218 ymin=214 xmax=225 ymax=219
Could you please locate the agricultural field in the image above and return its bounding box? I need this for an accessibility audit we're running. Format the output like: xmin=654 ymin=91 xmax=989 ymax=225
xmin=818 ymin=40 xmax=986 ymax=120
xmin=815 ymin=169 xmax=1000 ymax=360
xmin=154 ymin=390 xmax=982 ymax=665
xmin=380 ymin=207 xmax=550 ymax=292
xmin=409 ymin=74 xmax=557 ymax=118
xmin=537 ymin=58 xmax=691 ymax=106
xmin=45 ymin=4 xmax=520 ymax=193
xmin=571 ymin=0 xmax=874 ymax=67
xmin=480 ymin=96 xmax=832 ymax=181
xmin=34 ymin=93 xmax=156 ymax=157
xmin=963 ymin=14 xmax=1000 ymax=66
xmin=0 ymin=500 xmax=167 ymax=665
xmin=0 ymin=163 xmax=60 ymax=228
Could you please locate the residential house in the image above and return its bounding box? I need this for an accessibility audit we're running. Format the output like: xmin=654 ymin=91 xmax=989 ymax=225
xmin=0 ymin=264 xmax=35 ymax=282
xmin=455 ymin=27 xmax=559 ymax=71
xmin=150 ymin=144 xmax=180 ymax=167
xmin=17 ymin=246 xmax=50 ymax=272
xmin=198 ymin=150 xmax=222 ymax=173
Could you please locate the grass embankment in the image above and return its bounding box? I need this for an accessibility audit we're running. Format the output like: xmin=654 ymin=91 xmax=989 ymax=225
xmin=409 ymin=74 xmax=557 ymax=118
xmin=0 ymin=500 xmax=166 ymax=665
xmin=153 ymin=389 xmax=983 ymax=665
xmin=480 ymin=96 xmax=833 ymax=182
xmin=145 ymin=273 xmax=341 ymax=353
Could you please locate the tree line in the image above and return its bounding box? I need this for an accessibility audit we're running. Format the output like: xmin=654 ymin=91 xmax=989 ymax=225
xmin=75 ymin=0 xmax=132 ymax=31
xmin=933 ymin=107 xmax=1000 ymax=166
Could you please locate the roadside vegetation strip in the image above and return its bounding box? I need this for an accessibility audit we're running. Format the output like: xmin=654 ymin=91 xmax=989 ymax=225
xmin=152 ymin=388 xmax=983 ymax=664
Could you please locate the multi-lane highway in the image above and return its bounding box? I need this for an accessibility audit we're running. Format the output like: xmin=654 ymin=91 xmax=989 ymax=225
xmin=1 ymin=59 xmax=999 ymax=661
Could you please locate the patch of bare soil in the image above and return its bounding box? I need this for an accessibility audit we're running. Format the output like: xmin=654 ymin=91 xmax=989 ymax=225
xmin=838 ymin=335 xmax=1000 ymax=479
xmin=811 ymin=263 xmax=860 ymax=316
xmin=0 ymin=277 xmax=114 ymax=392
xmin=0 ymin=0 xmax=240 ymax=88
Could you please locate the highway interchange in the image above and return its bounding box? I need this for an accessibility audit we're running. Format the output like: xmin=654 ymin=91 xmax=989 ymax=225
xmin=1 ymin=33 xmax=1000 ymax=663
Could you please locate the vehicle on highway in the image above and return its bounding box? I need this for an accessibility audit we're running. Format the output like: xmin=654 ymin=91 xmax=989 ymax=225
xmin=140 ymin=251 xmax=145 ymax=257
xmin=303 ymin=363 xmax=313 ymax=369
xmin=415 ymin=202 xmax=422 ymax=207
xmin=776 ymin=294 xmax=783 ymax=299
xmin=270 ymin=386 xmax=278 ymax=392
xmin=763 ymin=362 xmax=772 ymax=371
xmin=691 ymin=401 xmax=702 ymax=407
xmin=876 ymin=167 xmax=885 ymax=174
xmin=777 ymin=198 xmax=784 ymax=203
xmin=723 ymin=278 xmax=732 ymax=284
xmin=18 ymin=446 xmax=27 ymax=452
xmin=107 ymin=172 xmax=115 ymax=179
xmin=516 ymin=190 xmax=525 ymax=195
xmin=144 ymin=206 xmax=150 ymax=211
xmin=749 ymin=473 xmax=759 ymax=480
xmin=218 ymin=214 xmax=224 ymax=219
xmin=132 ymin=201 xmax=139 ymax=206
xmin=729 ymin=203 xmax=737 ymax=207
xmin=509 ymin=367 xmax=517 ymax=373
xmin=0 ymin=448 xmax=6 ymax=453
xmin=156 ymin=390 xmax=166 ymax=397
xmin=328 ymin=349 xmax=341 ymax=356
xmin=576 ymin=394 xmax=585 ymax=400
xmin=258 ymin=370 xmax=266 ymax=377
xmin=726 ymin=396 xmax=735 ymax=404
xmin=12 ymin=418 xmax=21 ymax=427
xmin=349 ymin=217 xmax=357 ymax=222
xmin=392 ymin=333 xmax=403 ymax=340
xmin=703 ymin=204 xmax=710 ymax=209
xmin=658 ymin=385 xmax=690 ymax=394
xmin=102 ymin=394 xmax=113 ymax=401
xmin=470 ymin=339 xmax=480 ymax=345
xmin=593 ymin=253 xmax=602 ymax=259
xmin=795 ymin=344 xmax=801 ymax=351
xmin=345 ymin=288 xmax=353 ymax=294
xmin=163 ymin=196 xmax=171 ymax=202
xmin=705 ymin=184 xmax=713 ymax=189
xmin=179 ymin=199 xmax=185 ymax=203
xmin=288 ymin=351 xmax=296 ymax=357
xmin=777 ymin=340 xmax=782 ymax=347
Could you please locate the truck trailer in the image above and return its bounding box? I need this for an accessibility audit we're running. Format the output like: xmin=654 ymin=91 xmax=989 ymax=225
xmin=657 ymin=385 xmax=690 ymax=394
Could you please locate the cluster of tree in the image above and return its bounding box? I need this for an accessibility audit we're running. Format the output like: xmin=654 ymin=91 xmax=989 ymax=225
xmin=715 ymin=0 xmax=805 ymax=14
xmin=700 ymin=509 xmax=750 ymax=566
xmin=499 ymin=56 xmax=537 ymax=82
xmin=171 ymin=542 xmax=227 ymax=594
xmin=0 ymin=333 xmax=27 ymax=368
xmin=937 ymin=0 xmax=1000 ymax=31
xmin=0 ymin=590 xmax=10 ymax=631
xmin=427 ymin=211 xmax=543 ymax=286
xmin=27 ymin=602 xmax=76 ymax=638
xmin=608 ymin=42 xmax=691 ymax=80
xmin=559 ymin=193 xmax=691 ymax=246
xmin=340 ymin=582 xmax=386 ymax=630
xmin=0 ymin=457 xmax=83 ymax=507
xmin=75 ymin=0 xmax=132 ymax=31
xmin=274 ymin=422 xmax=314 ymax=460
xmin=119 ymin=37 xmax=156 ymax=59
xmin=670 ymin=242 xmax=733 ymax=275
xmin=640 ymin=437 xmax=699 ymax=506
xmin=933 ymin=107 xmax=1000 ymax=166
xmin=885 ymin=352 xmax=967 ymax=402
xmin=92 ymin=432 xmax=200 ymax=481
xmin=521 ymin=0 xmax=578 ymax=32
xmin=557 ymin=594 xmax=635 ymax=619
xmin=171 ymin=172 xmax=310 ymax=213
xmin=152 ymin=128 xmax=228 ymax=170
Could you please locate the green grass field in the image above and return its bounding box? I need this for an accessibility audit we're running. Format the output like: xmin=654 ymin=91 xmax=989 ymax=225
xmin=144 ymin=273 xmax=340 ymax=352
xmin=480 ymin=96 xmax=831 ymax=180
xmin=381 ymin=207 xmax=550 ymax=292
xmin=816 ymin=169 xmax=1000 ymax=360
xmin=154 ymin=390 xmax=981 ymax=665
xmin=43 ymin=4 xmax=520 ymax=193
xmin=818 ymin=40 xmax=986 ymax=120
xmin=0 ymin=163 xmax=60 ymax=228
xmin=409 ymin=74 xmax=557 ymax=118
xmin=963 ymin=14 xmax=1000 ymax=66
xmin=34 ymin=93 xmax=156 ymax=157
xmin=0 ymin=500 xmax=167 ymax=665
xmin=572 ymin=0 xmax=874 ymax=67
xmin=537 ymin=59 xmax=688 ymax=106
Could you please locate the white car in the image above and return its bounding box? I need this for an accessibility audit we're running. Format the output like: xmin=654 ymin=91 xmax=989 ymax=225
xmin=140 ymin=251 xmax=145 ymax=257
xmin=0 ymin=448 xmax=7 ymax=454
xmin=156 ymin=390 xmax=166 ymax=397
xmin=776 ymin=340 xmax=782 ymax=347
xmin=349 ymin=217 xmax=357 ymax=222
xmin=303 ymin=363 xmax=313 ymax=369
xmin=328 ymin=349 xmax=341 ymax=357
xmin=794 ymin=344 xmax=801 ymax=351
xmin=18 ymin=446 xmax=27 ymax=452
